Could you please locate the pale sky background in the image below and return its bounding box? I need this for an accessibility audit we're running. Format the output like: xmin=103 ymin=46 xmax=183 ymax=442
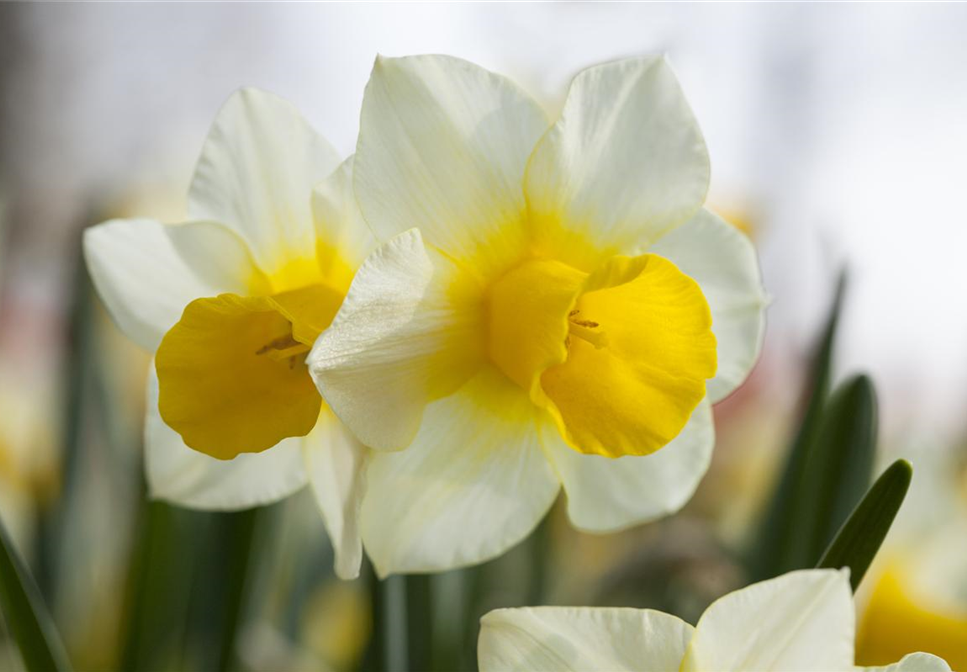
xmin=3 ymin=2 xmax=967 ymax=442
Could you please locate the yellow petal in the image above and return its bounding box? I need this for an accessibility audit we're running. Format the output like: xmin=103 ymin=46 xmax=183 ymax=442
xmin=857 ymin=563 xmax=967 ymax=670
xmin=541 ymin=254 xmax=716 ymax=457
xmin=487 ymin=252 xmax=715 ymax=458
xmin=156 ymin=283 xmax=344 ymax=460
xmin=144 ymin=365 xmax=308 ymax=509
xmin=271 ymin=283 xmax=346 ymax=345
xmin=486 ymin=257 xmax=584 ymax=393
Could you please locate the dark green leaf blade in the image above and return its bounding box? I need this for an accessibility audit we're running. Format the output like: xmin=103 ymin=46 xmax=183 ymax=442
xmin=803 ymin=373 xmax=878 ymax=562
xmin=750 ymin=271 xmax=846 ymax=579
xmin=816 ymin=459 xmax=913 ymax=591
xmin=0 ymin=512 xmax=72 ymax=672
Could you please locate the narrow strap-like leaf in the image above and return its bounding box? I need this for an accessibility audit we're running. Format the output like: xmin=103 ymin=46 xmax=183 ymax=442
xmin=816 ymin=459 xmax=913 ymax=592
xmin=797 ymin=374 xmax=878 ymax=563
xmin=750 ymin=271 xmax=846 ymax=579
xmin=0 ymin=512 xmax=73 ymax=672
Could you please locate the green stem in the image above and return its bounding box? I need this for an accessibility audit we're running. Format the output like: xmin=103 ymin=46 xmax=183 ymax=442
xmin=406 ymin=574 xmax=432 ymax=671
xmin=210 ymin=508 xmax=263 ymax=672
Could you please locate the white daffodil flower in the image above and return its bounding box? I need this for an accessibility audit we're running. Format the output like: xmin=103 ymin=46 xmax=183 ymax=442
xmin=84 ymin=89 xmax=375 ymax=579
xmin=478 ymin=569 xmax=953 ymax=672
xmin=309 ymin=54 xmax=767 ymax=576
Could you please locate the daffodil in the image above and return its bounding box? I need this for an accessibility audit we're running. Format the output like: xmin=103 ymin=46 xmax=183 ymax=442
xmin=84 ymin=89 xmax=375 ymax=579
xmin=309 ymin=55 xmax=767 ymax=575
xmin=858 ymin=543 xmax=967 ymax=669
xmin=478 ymin=569 xmax=952 ymax=672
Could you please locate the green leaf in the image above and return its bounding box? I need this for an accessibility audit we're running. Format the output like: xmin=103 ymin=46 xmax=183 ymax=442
xmin=817 ymin=459 xmax=912 ymax=592
xmin=119 ymin=502 xmax=203 ymax=672
xmin=213 ymin=508 xmax=262 ymax=672
xmin=779 ymin=373 xmax=878 ymax=567
xmin=749 ymin=266 xmax=882 ymax=580
xmin=813 ymin=375 xmax=878 ymax=550
xmin=182 ymin=508 xmax=266 ymax=672
xmin=405 ymin=574 xmax=432 ymax=672
xmin=0 ymin=512 xmax=73 ymax=672
xmin=750 ymin=271 xmax=847 ymax=578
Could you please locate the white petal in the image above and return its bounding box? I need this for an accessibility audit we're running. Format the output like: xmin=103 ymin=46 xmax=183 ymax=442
xmin=302 ymin=409 xmax=367 ymax=581
xmin=651 ymin=208 xmax=766 ymax=403
xmin=543 ymin=399 xmax=713 ymax=533
xmin=525 ymin=57 xmax=709 ymax=262
xmin=308 ymin=228 xmax=483 ymax=452
xmin=145 ymin=367 xmax=307 ymax=510
xmin=681 ymin=569 xmax=855 ymax=672
xmin=354 ymin=54 xmax=548 ymax=274
xmin=859 ymin=653 xmax=953 ymax=672
xmin=359 ymin=366 xmax=560 ymax=576
xmin=165 ymin=219 xmax=268 ymax=295
xmin=84 ymin=218 xmax=249 ymax=350
xmin=311 ymin=155 xmax=377 ymax=273
xmin=478 ymin=607 xmax=694 ymax=672
xmin=188 ymin=88 xmax=341 ymax=276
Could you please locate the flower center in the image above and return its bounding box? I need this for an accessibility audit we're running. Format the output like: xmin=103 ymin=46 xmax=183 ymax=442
xmin=255 ymin=334 xmax=312 ymax=365
xmin=486 ymin=257 xmax=585 ymax=394
xmin=486 ymin=253 xmax=717 ymax=458
xmin=156 ymin=282 xmax=345 ymax=460
xmin=567 ymin=309 xmax=608 ymax=349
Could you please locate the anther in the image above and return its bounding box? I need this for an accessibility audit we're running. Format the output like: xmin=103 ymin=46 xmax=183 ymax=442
xmin=566 ymin=310 xmax=608 ymax=349
xmin=256 ymin=333 xmax=311 ymax=365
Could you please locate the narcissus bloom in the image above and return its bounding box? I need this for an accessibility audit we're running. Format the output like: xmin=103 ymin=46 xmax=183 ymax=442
xmin=84 ymin=89 xmax=374 ymax=578
xmin=858 ymin=546 xmax=967 ymax=669
xmin=478 ymin=569 xmax=952 ymax=672
xmin=309 ymin=55 xmax=766 ymax=575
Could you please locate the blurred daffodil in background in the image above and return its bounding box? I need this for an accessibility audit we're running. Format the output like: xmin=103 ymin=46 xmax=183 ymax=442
xmin=83 ymin=89 xmax=375 ymax=579
xmin=478 ymin=569 xmax=952 ymax=672
xmin=856 ymin=453 xmax=967 ymax=670
xmin=2 ymin=5 xmax=965 ymax=671
xmin=0 ymin=206 xmax=60 ymax=554
xmin=310 ymin=54 xmax=766 ymax=577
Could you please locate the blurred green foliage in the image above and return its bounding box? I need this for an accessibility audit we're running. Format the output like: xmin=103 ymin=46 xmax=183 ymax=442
xmin=0 ymin=247 xmax=917 ymax=671
xmin=0 ymin=513 xmax=72 ymax=672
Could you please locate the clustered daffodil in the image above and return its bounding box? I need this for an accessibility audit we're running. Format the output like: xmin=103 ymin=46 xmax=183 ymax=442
xmin=84 ymin=89 xmax=374 ymax=579
xmin=309 ymin=55 xmax=767 ymax=575
xmin=478 ymin=569 xmax=953 ymax=672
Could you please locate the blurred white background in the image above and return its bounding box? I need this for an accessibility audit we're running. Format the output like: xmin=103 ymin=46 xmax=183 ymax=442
xmin=2 ymin=1 xmax=967 ymax=439
xmin=1 ymin=7 xmax=966 ymax=670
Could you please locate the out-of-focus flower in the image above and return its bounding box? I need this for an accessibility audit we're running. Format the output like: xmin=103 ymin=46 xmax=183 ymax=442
xmin=853 ymin=446 xmax=967 ymax=670
xmin=310 ymin=55 xmax=766 ymax=576
xmin=857 ymin=530 xmax=967 ymax=669
xmin=0 ymin=370 xmax=59 ymax=545
xmin=478 ymin=569 xmax=952 ymax=672
xmin=84 ymin=89 xmax=375 ymax=579
xmin=300 ymin=580 xmax=370 ymax=670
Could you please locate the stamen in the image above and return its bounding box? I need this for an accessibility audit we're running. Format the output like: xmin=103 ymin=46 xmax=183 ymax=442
xmin=567 ymin=310 xmax=608 ymax=349
xmin=256 ymin=334 xmax=311 ymax=365
xmin=256 ymin=334 xmax=301 ymax=355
